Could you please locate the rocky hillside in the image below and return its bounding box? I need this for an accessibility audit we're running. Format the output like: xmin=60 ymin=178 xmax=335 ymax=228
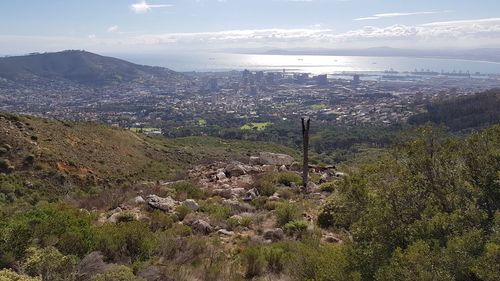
xmin=1 ymin=114 xmax=499 ymax=281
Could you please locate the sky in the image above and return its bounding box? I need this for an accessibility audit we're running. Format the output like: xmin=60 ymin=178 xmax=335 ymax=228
xmin=0 ymin=0 xmax=499 ymax=55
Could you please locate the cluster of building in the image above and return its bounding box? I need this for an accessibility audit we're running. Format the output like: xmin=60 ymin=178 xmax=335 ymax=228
xmin=1 ymin=68 xmax=499 ymax=131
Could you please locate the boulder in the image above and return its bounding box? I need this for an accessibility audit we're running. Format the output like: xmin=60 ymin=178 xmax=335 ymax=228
xmin=134 ymin=196 xmax=145 ymax=204
xmin=212 ymin=188 xmax=233 ymax=199
xmin=218 ymin=229 xmax=235 ymax=236
xmin=268 ymin=192 xmax=280 ymax=201
xmin=191 ymin=219 xmax=213 ymax=235
xmin=223 ymin=199 xmax=256 ymax=213
xmin=263 ymin=228 xmax=285 ymax=241
xmin=231 ymin=187 xmax=246 ymax=197
xmin=322 ymin=233 xmax=342 ymax=244
xmin=182 ymin=199 xmax=199 ymax=211
xmin=108 ymin=210 xmax=143 ymax=223
xmin=249 ymin=156 xmax=260 ymax=165
xmin=258 ymin=152 xmax=294 ymax=166
xmin=216 ymin=171 xmax=227 ymax=180
xmin=146 ymin=195 xmax=177 ymax=212
xmin=243 ymin=188 xmax=260 ymax=202
xmin=225 ymin=162 xmax=247 ymax=177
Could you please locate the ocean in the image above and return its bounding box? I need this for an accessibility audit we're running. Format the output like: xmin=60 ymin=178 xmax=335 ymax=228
xmin=121 ymin=52 xmax=500 ymax=75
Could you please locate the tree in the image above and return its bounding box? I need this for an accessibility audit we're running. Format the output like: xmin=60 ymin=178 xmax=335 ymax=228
xmin=301 ymin=117 xmax=310 ymax=192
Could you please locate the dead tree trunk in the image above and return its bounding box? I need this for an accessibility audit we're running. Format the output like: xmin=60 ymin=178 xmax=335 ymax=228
xmin=301 ymin=117 xmax=310 ymax=192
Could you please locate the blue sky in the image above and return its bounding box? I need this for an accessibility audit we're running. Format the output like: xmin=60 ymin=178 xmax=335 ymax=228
xmin=1 ymin=0 xmax=499 ymax=54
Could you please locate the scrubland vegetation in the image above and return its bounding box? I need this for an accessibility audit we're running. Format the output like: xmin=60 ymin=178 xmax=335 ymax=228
xmin=1 ymin=111 xmax=499 ymax=280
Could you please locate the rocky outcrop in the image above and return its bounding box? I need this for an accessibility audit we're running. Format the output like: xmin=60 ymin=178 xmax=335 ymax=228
xmin=263 ymin=228 xmax=285 ymax=241
xmin=243 ymin=188 xmax=260 ymax=201
xmin=257 ymin=152 xmax=294 ymax=166
xmin=146 ymin=195 xmax=177 ymax=212
xmin=191 ymin=219 xmax=213 ymax=235
xmin=225 ymin=161 xmax=262 ymax=177
xmin=223 ymin=199 xmax=256 ymax=213
xmin=182 ymin=199 xmax=199 ymax=211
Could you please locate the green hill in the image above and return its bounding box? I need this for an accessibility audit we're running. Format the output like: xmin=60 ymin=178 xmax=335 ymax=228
xmin=0 ymin=50 xmax=184 ymax=85
xmin=0 ymin=112 xmax=296 ymax=191
xmin=409 ymin=89 xmax=500 ymax=131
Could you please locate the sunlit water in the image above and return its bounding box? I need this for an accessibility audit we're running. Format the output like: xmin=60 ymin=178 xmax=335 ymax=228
xmin=122 ymin=52 xmax=500 ymax=75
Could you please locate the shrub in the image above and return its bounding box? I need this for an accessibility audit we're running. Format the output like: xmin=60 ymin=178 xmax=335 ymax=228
xmin=200 ymin=199 xmax=231 ymax=221
xmin=287 ymin=242 xmax=360 ymax=281
xmin=91 ymin=265 xmax=144 ymax=281
xmin=275 ymin=172 xmax=302 ymax=187
xmin=93 ymin=221 xmax=157 ymax=262
xmin=0 ymin=203 xmax=94 ymax=261
xmin=375 ymin=241 xmax=453 ymax=281
xmin=319 ymin=181 xmax=337 ymax=192
xmin=471 ymin=243 xmax=500 ymax=281
xmin=23 ymin=246 xmax=78 ymax=281
xmin=243 ymin=247 xmax=266 ymax=279
xmin=0 ymin=159 xmax=14 ymax=173
xmin=275 ymin=202 xmax=301 ymax=226
xmin=265 ymin=246 xmax=286 ymax=274
xmin=284 ymin=220 xmax=309 ymax=238
xmin=169 ymin=181 xmax=205 ymax=200
xmin=317 ymin=192 xmax=357 ymax=229
xmin=174 ymin=205 xmax=192 ymax=221
xmin=0 ymin=269 xmax=41 ymax=281
xmin=149 ymin=210 xmax=176 ymax=231
xmin=254 ymin=174 xmax=277 ymax=196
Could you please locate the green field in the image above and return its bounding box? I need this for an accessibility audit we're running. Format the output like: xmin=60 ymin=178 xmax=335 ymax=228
xmin=129 ymin=127 xmax=161 ymax=133
xmin=240 ymin=122 xmax=273 ymax=131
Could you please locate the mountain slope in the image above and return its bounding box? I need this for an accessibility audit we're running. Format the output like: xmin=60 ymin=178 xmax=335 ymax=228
xmin=408 ymin=89 xmax=500 ymax=131
xmin=0 ymin=50 xmax=183 ymax=85
xmin=0 ymin=112 xmax=297 ymax=190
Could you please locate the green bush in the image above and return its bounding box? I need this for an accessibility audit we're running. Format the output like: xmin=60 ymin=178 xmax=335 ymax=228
xmin=0 ymin=159 xmax=14 ymax=173
xmin=0 ymin=269 xmax=41 ymax=281
xmin=317 ymin=192 xmax=358 ymax=229
xmin=200 ymin=199 xmax=231 ymax=220
xmin=169 ymin=181 xmax=205 ymax=200
xmin=254 ymin=174 xmax=277 ymax=196
xmin=243 ymin=247 xmax=266 ymax=279
xmin=174 ymin=205 xmax=192 ymax=221
xmin=149 ymin=210 xmax=176 ymax=231
xmin=274 ymin=172 xmax=302 ymax=187
xmin=93 ymin=221 xmax=157 ymax=262
xmin=375 ymin=241 xmax=453 ymax=281
xmin=284 ymin=220 xmax=309 ymax=238
xmin=91 ymin=265 xmax=144 ymax=281
xmin=287 ymin=242 xmax=360 ymax=281
xmin=0 ymin=203 xmax=94 ymax=262
xmin=23 ymin=246 xmax=77 ymax=281
xmin=264 ymin=246 xmax=286 ymax=274
xmin=275 ymin=202 xmax=301 ymax=226
xmin=319 ymin=181 xmax=337 ymax=192
xmin=472 ymin=243 xmax=500 ymax=281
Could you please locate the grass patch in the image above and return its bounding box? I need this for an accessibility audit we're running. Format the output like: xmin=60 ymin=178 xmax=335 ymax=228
xmin=241 ymin=122 xmax=272 ymax=131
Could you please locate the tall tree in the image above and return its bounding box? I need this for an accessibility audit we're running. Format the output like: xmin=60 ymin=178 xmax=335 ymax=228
xmin=302 ymin=117 xmax=310 ymax=192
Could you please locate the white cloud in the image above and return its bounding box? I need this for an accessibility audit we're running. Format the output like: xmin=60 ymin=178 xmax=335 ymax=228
xmin=130 ymin=17 xmax=500 ymax=49
xmin=130 ymin=0 xmax=172 ymax=14
xmin=354 ymin=11 xmax=442 ymax=21
xmin=107 ymin=25 xmax=119 ymax=33
xmin=2 ymin=18 xmax=500 ymax=53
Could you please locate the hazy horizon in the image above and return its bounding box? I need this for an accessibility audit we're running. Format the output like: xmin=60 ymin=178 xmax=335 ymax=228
xmin=1 ymin=0 xmax=500 ymax=55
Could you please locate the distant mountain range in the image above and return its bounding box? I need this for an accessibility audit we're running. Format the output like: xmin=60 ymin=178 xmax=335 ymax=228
xmin=0 ymin=50 xmax=183 ymax=86
xmin=232 ymin=47 xmax=500 ymax=63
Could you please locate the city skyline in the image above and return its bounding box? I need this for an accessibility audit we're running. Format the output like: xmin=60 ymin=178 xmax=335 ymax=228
xmin=1 ymin=0 xmax=500 ymax=54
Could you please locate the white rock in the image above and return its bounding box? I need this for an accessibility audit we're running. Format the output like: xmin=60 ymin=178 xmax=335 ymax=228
xmin=182 ymin=199 xmax=199 ymax=211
